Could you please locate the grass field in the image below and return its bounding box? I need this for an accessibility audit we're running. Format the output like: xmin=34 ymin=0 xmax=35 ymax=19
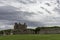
xmin=0 ymin=34 xmax=60 ymax=40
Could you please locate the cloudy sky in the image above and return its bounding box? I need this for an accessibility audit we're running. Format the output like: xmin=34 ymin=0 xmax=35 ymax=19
xmin=0 ymin=0 xmax=60 ymax=29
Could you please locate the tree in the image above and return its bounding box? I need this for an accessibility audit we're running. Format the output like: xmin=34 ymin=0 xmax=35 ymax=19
xmin=35 ymin=27 xmax=40 ymax=34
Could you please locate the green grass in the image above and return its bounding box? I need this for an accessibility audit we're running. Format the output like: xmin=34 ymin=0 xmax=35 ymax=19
xmin=0 ymin=34 xmax=60 ymax=40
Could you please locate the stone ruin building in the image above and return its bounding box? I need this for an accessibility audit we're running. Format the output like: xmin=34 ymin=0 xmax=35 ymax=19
xmin=0 ymin=22 xmax=34 ymax=35
xmin=1 ymin=22 xmax=60 ymax=35
xmin=13 ymin=22 xmax=34 ymax=34
xmin=13 ymin=22 xmax=27 ymax=34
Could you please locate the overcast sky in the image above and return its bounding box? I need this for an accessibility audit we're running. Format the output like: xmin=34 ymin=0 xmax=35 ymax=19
xmin=0 ymin=0 xmax=60 ymax=29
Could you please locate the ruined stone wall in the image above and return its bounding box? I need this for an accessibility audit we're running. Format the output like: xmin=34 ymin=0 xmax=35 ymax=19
xmin=39 ymin=27 xmax=60 ymax=34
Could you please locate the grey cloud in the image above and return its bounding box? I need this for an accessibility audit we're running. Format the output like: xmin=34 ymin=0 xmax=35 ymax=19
xmin=42 ymin=16 xmax=60 ymax=26
xmin=45 ymin=9 xmax=52 ymax=14
xmin=41 ymin=7 xmax=45 ymax=9
xmin=0 ymin=0 xmax=60 ymax=30
xmin=0 ymin=5 xmax=42 ymax=27
xmin=0 ymin=5 xmax=36 ymax=21
xmin=0 ymin=6 xmax=19 ymax=20
xmin=41 ymin=7 xmax=52 ymax=14
xmin=16 ymin=20 xmax=45 ymax=27
xmin=17 ymin=0 xmax=36 ymax=4
xmin=54 ymin=7 xmax=60 ymax=14
xmin=45 ymin=3 xmax=51 ymax=6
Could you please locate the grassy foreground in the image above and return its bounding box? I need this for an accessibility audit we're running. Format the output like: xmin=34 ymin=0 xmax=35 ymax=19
xmin=0 ymin=34 xmax=60 ymax=40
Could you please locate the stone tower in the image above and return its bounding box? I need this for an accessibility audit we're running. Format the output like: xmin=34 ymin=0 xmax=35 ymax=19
xmin=13 ymin=22 xmax=27 ymax=34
